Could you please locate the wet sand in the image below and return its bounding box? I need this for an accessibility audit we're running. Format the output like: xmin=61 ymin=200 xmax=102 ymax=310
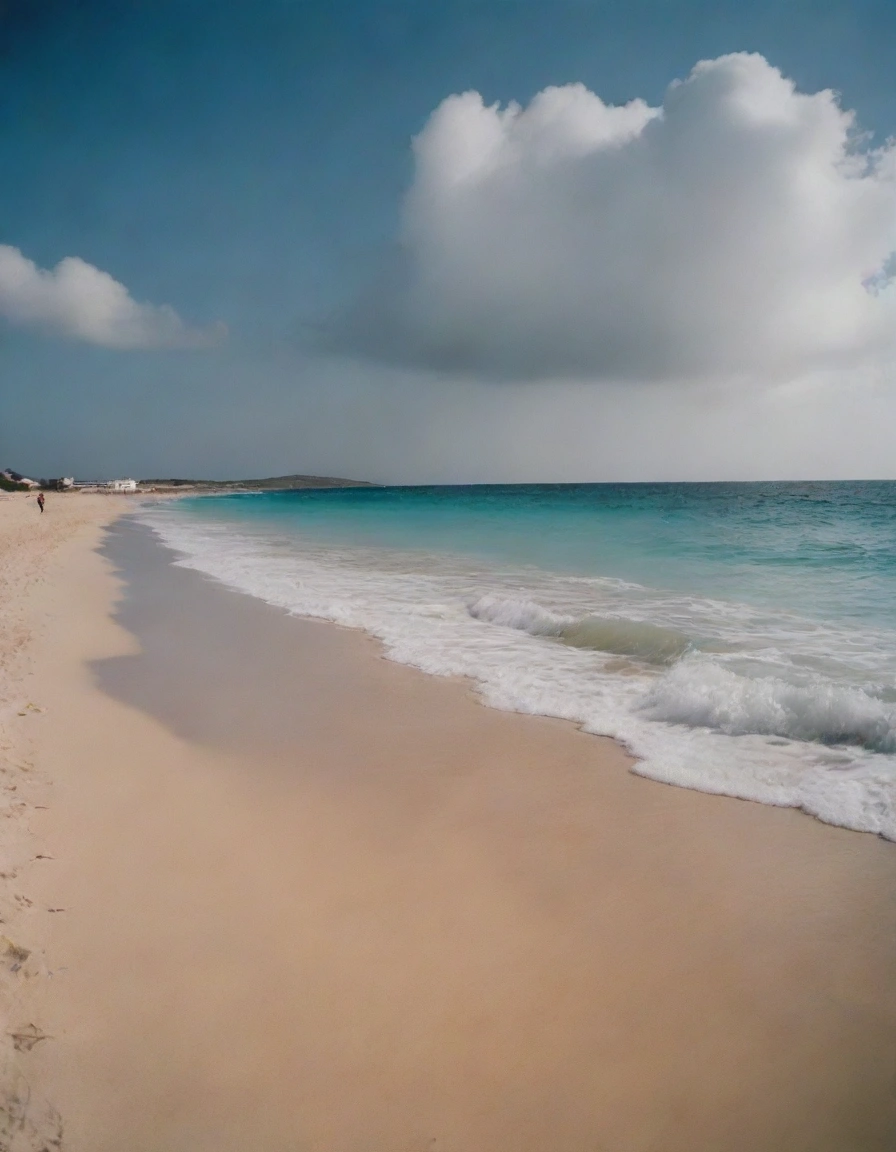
xmin=13 ymin=512 xmax=896 ymax=1150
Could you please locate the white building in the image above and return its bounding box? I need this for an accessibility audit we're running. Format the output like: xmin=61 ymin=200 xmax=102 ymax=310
xmin=107 ymin=478 xmax=138 ymax=493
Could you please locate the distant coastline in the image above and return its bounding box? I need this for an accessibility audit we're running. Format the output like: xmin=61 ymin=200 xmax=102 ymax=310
xmin=2 ymin=468 xmax=375 ymax=495
xmin=135 ymin=473 xmax=375 ymax=494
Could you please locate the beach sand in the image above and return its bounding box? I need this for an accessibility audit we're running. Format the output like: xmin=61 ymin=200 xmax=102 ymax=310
xmin=2 ymin=494 xmax=895 ymax=1150
xmin=0 ymin=491 xmax=128 ymax=1147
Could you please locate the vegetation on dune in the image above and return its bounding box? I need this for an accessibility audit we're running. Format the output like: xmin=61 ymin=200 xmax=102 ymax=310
xmin=0 ymin=476 xmax=29 ymax=492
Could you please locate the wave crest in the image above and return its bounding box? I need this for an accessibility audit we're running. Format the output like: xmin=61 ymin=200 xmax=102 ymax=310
xmin=467 ymin=595 xmax=691 ymax=664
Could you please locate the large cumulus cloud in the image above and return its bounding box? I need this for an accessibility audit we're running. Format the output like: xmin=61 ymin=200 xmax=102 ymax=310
xmin=335 ymin=53 xmax=896 ymax=381
xmin=0 ymin=245 xmax=225 ymax=349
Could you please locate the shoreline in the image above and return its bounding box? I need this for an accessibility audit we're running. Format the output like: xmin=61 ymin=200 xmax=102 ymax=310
xmin=104 ymin=514 xmax=895 ymax=844
xmin=3 ymin=499 xmax=896 ymax=1149
xmin=138 ymin=492 xmax=896 ymax=843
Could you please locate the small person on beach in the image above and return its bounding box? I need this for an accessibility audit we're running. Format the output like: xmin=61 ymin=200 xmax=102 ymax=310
xmin=37 ymin=492 xmax=45 ymax=513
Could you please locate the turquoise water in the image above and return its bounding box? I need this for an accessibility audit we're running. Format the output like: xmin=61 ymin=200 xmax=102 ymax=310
xmin=172 ymin=482 xmax=896 ymax=627
xmin=141 ymin=482 xmax=896 ymax=838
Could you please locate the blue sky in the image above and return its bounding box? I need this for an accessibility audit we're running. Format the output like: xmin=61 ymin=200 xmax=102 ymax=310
xmin=2 ymin=1 xmax=896 ymax=482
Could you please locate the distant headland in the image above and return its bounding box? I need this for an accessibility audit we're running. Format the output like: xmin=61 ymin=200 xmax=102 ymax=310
xmin=141 ymin=474 xmax=375 ymax=492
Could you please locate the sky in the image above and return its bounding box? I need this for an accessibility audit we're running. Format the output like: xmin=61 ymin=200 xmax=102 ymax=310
xmin=2 ymin=0 xmax=896 ymax=483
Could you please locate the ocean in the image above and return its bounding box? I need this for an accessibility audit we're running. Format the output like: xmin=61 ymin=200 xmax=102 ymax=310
xmin=138 ymin=482 xmax=896 ymax=840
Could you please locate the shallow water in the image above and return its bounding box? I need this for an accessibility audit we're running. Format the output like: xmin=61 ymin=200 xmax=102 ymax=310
xmin=138 ymin=482 xmax=896 ymax=838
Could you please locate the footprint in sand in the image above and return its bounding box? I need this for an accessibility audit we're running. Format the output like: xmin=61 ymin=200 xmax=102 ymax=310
xmin=16 ymin=704 xmax=45 ymax=717
xmin=7 ymin=1023 xmax=52 ymax=1052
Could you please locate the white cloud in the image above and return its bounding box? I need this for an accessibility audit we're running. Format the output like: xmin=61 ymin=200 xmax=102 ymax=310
xmin=0 ymin=245 xmax=225 ymax=349
xmin=336 ymin=53 xmax=896 ymax=381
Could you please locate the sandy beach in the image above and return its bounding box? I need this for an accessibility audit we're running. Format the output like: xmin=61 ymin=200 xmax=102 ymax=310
xmin=1 ymin=492 xmax=895 ymax=1151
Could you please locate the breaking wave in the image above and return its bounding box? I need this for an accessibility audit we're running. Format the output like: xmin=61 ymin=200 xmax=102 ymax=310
xmin=640 ymin=658 xmax=896 ymax=754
